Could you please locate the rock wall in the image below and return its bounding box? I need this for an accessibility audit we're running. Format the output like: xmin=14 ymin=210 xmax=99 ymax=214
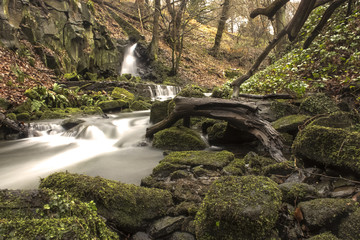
xmin=0 ymin=0 xmax=122 ymax=76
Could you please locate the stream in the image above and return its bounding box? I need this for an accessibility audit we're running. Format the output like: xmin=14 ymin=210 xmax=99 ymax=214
xmin=0 ymin=111 xmax=163 ymax=189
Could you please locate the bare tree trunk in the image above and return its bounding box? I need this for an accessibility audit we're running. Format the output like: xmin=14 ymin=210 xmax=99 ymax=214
xmin=275 ymin=4 xmax=287 ymax=54
xmin=148 ymin=0 xmax=161 ymax=60
xmin=211 ymin=0 xmax=230 ymax=56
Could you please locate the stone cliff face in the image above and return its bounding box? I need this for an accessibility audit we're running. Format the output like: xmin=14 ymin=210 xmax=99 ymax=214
xmin=0 ymin=0 xmax=123 ymax=76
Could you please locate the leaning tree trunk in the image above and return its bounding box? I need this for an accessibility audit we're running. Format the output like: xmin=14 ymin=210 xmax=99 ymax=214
xmin=211 ymin=0 xmax=230 ymax=56
xmin=146 ymin=97 xmax=287 ymax=162
xmin=148 ymin=0 xmax=161 ymax=60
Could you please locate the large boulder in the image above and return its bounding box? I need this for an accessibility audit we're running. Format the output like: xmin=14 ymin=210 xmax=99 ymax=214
xmin=39 ymin=172 xmax=174 ymax=233
xmin=111 ymin=87 xmax=135 ymax=102
xmin=298 ymin=198 xmax=357 ymax=231
xmin=308 ymin=111 xmax=359 ymax=129
xmin=299 ymin=94 xmax=339 ymax=115
xmin=98 ymin=99 xmax=127 ymax=112
xmin=271 ymin=114 xmax=310 ymax=134
xmin=152 ymin=126 xmax=207 ymax=151
xmin=292 ymin=125 xmax=360 ymax=174
xmin=150 ymin=100 xmax=171 ymax=124
xmin=338 ymin=208 xmax=360 ymax=239
xmin=195 ymin=175 xmax=282 ymax=240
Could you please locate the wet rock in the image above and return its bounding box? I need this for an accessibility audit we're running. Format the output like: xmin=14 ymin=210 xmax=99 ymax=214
xmin=279 ymin=182 xmax=319 ymax=204
xmin=293 ymin=125 xmax=360 ymax=175
xmin=149 ymin=216 xmax=186 ymax=239
xmin=61 ymin=118 xmax=85 ymax=130
xmin=298 ymin=198 xmax=357 ymax=231
xmin=169 ymin=232 xmax=195 ymax=240
xmin=130 ymin=232 xmax=151 ymax=240
xmin=195 ymin=175 xmax=282 ymax=240
xmin=98 ymin=99 xmax=128 ymax=112
xmin=130 ymin=100 xmax=151 ymax=111
xmin=330 ymin=186 xmax=356 ymax=198
xmin=150 ymin=100 xmax=171 ymax=124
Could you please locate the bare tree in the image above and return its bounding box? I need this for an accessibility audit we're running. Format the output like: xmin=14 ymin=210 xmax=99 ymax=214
xmin=211 ymin=0 xmax=231 ymax=56
xmin=231 ymin=0 xmax=350 ymax=97
xmin=148 ymin=0 xmax=161 ymax=60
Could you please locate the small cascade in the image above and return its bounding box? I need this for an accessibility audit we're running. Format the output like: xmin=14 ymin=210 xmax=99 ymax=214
xmin=148 ymin=85 xmax=181 ymax=101
xmin=120 ymin=43 xmax=138 ymax=76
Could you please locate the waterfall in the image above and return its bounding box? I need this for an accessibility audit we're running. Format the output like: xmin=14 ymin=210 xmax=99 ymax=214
xmin=120 ymin=43 xmax=138 ymax=76
xmin=148 ymin=85 xmax=181 ymax=101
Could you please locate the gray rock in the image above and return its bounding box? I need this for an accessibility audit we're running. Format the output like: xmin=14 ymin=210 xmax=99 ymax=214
xmin=149 ymin=216 xmax=186 ymax=239
xmin=131 ymin=232 xmax=151 ymax=240
xmin=61 ymin=118 xmax=85 ymax=130
xmin=169 ymin=232 xmax=195 ymax=240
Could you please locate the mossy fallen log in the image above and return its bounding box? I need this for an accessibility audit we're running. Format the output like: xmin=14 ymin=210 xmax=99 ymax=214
xmin=146 ymin=97 xmax=286 ymax=162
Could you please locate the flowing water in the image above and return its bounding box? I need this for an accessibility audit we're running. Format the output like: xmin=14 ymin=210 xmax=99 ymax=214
xmin=148 ymin=85 xmax=181 ymax=101
xmin=0 ymin=111 xmax=163 ymax=189
xmin=120 ymin=43 xmax=138 ymax=76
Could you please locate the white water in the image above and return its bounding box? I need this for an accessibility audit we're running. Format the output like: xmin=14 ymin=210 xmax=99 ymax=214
xmin=148 ymin=85 xmax=181 ymax=101
xmin=120 ymin=43 xmax=138 ymax=76
xmin=0 ymin=111 xmax=163 ymax=189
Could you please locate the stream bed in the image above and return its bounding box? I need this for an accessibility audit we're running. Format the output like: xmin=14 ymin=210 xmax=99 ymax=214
xmin=0 ymin=111 xmax=163 ymax=189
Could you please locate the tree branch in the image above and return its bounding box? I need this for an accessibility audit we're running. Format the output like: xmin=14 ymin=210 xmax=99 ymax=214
xmin=250 ymin=0 xmax=289 ymax=20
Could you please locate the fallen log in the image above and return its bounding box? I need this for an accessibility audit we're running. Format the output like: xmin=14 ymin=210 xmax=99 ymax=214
xmin=146 ymin=97 xmax=287 ymax=162
xmin=0 ymin=113 xmax=29 ymax=138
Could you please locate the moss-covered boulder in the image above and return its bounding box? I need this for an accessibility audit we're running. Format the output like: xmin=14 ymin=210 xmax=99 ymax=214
xmin=130 ymin=100 xmax=151 ymax=111
xmin=98 ymin=99 xmax=127 ymax=112
xmin=195 ymin=175 xmax=282 ymax=240
xmin=309 ymin=111 xmax=359 ymax=129
xmin=156 ymin=151 xmax=234 ymax=171
xmin=111 ymin=87 xmax=135 ymax=102
xmin=177 ymin=85 xmax=205 ymax=98
xmin=270 ymin=100 xmax=300 ymax=120
xmin=292 ymin=125 xmax=360 ymax=174
xmin=152 ymin=126 xmax=207 ymax=151
xmin=278 ymin=182 xmax=319 ymax=204
xmin=308 ymin=232 xmax=340 ymax=240
xmin=207 ymin=122 xmax=227 ymax=144
xmin=300 ymin=94 xmax=339 ymax=115
xmin=39 ymin=172 xmax=173 ymax=233
xmin=150 ymin=100 xmax=171 ymax=124
xmin=222 ymin=158 xmax=246 ymax=176
xmin=298 ymin=198 xmax=358 ymax=231
xmin=338 ymin=208 xmax=360 ymax=239
xmin=271 ymin=114 xmax=310 ymax=134
xmin=16 ymin=112 xmax=31 ymax=121
xmin=40 ymin=110 xmax=68 ymax=120
xmin=0 ymin=189 xmax=118 ymax=239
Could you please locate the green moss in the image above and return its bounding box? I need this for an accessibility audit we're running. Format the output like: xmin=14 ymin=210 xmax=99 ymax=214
xmin=309 ymin=111 xmax=359 ymax=129
xmin=207 ymin=122 xmax=227 ymax=143
xmin=271 ymin=114 xmax=310 ymax=133
xmin=308 ymin=232 xmax=339 ymax=240
xmin=278 ymin=182 xmax=318 ymax=204
xmin=6 ymin=113 xmax=16 ymax=121
xmin=177 ymin=85 xmax=205 ymax=98
xmin=152 ymin=162 xmax=188 ymax=178
xmin=40 ymin=110 xmax=68 ymax=120
xmin=195 ymin=175 xmax=282 ymax=240
xmin=24 ymin=89 xmax=40 ymax=100
xmin=82 ymin=106 xmax=103 ymax=115
xmin=292 ymin=125 xmax=360 ymax=175
xmin=111 ymin=87 xmax=135 ymax=101
xmin=160 ymin=150 xmax=234 ymax=169
xmin=338 ymin=208 xmax=360 ymax=239
xmin=246 ymin=152 xmax=277 ymax=174
xmin=150 ymin=100 xmax=170 ymax=124
xmin=223 ymin=158 xmax=246 ymax=176
xmin=300 ymin=94 xmax=339 ymax=115
xmin=130 ymin=100 xmax=151 ymax=111
xmin=270 ymin=100 xmax=300 ymax=119
xmin=152 ymin=126 xmax=207 ymax=151
xmin=0 ymin=97 xmax=11 ymax=110
xmin=64 ymin=71 xmax=80 ymax=81
xmin=16 ymin=112 xmax=31 ymax=121
xmin=299 ymin=198 xmax=358 ymax=231
xmin=193 ymin=166 xmax=213 ymax=177
xmin=40 ymin=172 xmax=173 ymax=233
xmin=98 ymin=99 xmax=127 ymax=111
xmin=262 ymin=161 xmax=294 ymax=176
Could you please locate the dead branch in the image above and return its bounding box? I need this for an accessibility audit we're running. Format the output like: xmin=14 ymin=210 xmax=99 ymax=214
xmin=250 ymin=0 xmax=289 ymax=20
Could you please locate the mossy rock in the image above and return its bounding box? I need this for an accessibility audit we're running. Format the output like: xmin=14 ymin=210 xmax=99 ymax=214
xmin=223 ymin=158 xmax=246 ymax=176
xmin=298 ymin=198 xmax=358 ymax=231
xmin=40 ymin=110 xmax=68 ymax=120
xmin=309 ymin=111 xmax=359 ymax=129
xmin=0 ymin=189 xmax=118 ymax=239
xmin=278 ymin=182 xmax=319 ymax=204
xmin=6 ymin=113 xmax=16 ymax=121
xmin=13 ymin=100 xmax=32 ymax=113
xmin=292 ymin=125 xmax=360 ymax=175
xmin=262 ymin=161 xmax=294 ymax=176
xmin=211 ymin=86 xmax=232 ymax=99
xmin=270 ymin=100 xmax=300 ymax=119
xmin=0 ymin=97 xmax=11 ymax=110
xmin=150 ymin=100 xmax=171 ymax=124
xmin=338 ymin=208 xmax=360 ymax=239
xmin=64 ymin=72 xmax=80 ymax=81
xmin=207 ymin=122 xmax=227 ymax=144
xmin=159 ymin=150 xmax=234 ymax=170
xmin=308 ymin=232 xmax=340 ymax=240
xmin=152 ymin=162 xmax=188 ymax=178
xmin=177 ymin=85 xmax=205 ymax=98
xmin=98 ymin=99 xmax=127 ymax=112
xmin=245 ymin=152 xmax=277 ymax=174
xmin=111 ymin=87 xmax=135 ymax=101
xmin=61 ymin=118 xmax=85 ymax=130
xmin=39 ymin=172 xmax=173 ymax=233
xmin=195 ymin=175 xmax=282 ymax=240
xmin=300 ymin=94 xmax=339 ymax=115
xmin=16 ymin=113 xmax=30 ymax=121
xmin=152 ymin=126 xmax=207 ymax=151
xmin=130 ymin=100 xmax=151 ymax=111
xmin=24 ymin=89 xmax=40 ymax=100
xmin=200 ymin=118 xmax=219 ymax=133
xmin=271 ymin=114 xmax=310 ymax=134
xmin=63 ymin=107 xmax=83 ymax=115
xmin=82 ymin=106 xmax=103 ymax=115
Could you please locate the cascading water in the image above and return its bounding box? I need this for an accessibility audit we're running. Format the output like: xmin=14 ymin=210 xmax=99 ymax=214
xmin=148 ymin=85 xmax=181 ymax=101
xmin=0 ymin=111 xmax=163 ymax=189
xmin=120 ymin=43 xmax=138 ymax=76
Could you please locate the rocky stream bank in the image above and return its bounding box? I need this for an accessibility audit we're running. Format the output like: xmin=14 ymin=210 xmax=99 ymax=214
xmin=1 ymin=90 xmax=360 ymax=240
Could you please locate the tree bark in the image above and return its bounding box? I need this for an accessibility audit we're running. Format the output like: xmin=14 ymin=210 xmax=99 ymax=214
xmin=146 ymin=97 xmax=287 ymax=162
xmin=148 ymin=0 xmax=161 ymax=60
xmin=211 ymin=0 xmax=231 ymax=56
xmin=275 ymin=4 xmax=287 ymax=54
xmin=250 ymin=0 xmax=289 ymax=20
